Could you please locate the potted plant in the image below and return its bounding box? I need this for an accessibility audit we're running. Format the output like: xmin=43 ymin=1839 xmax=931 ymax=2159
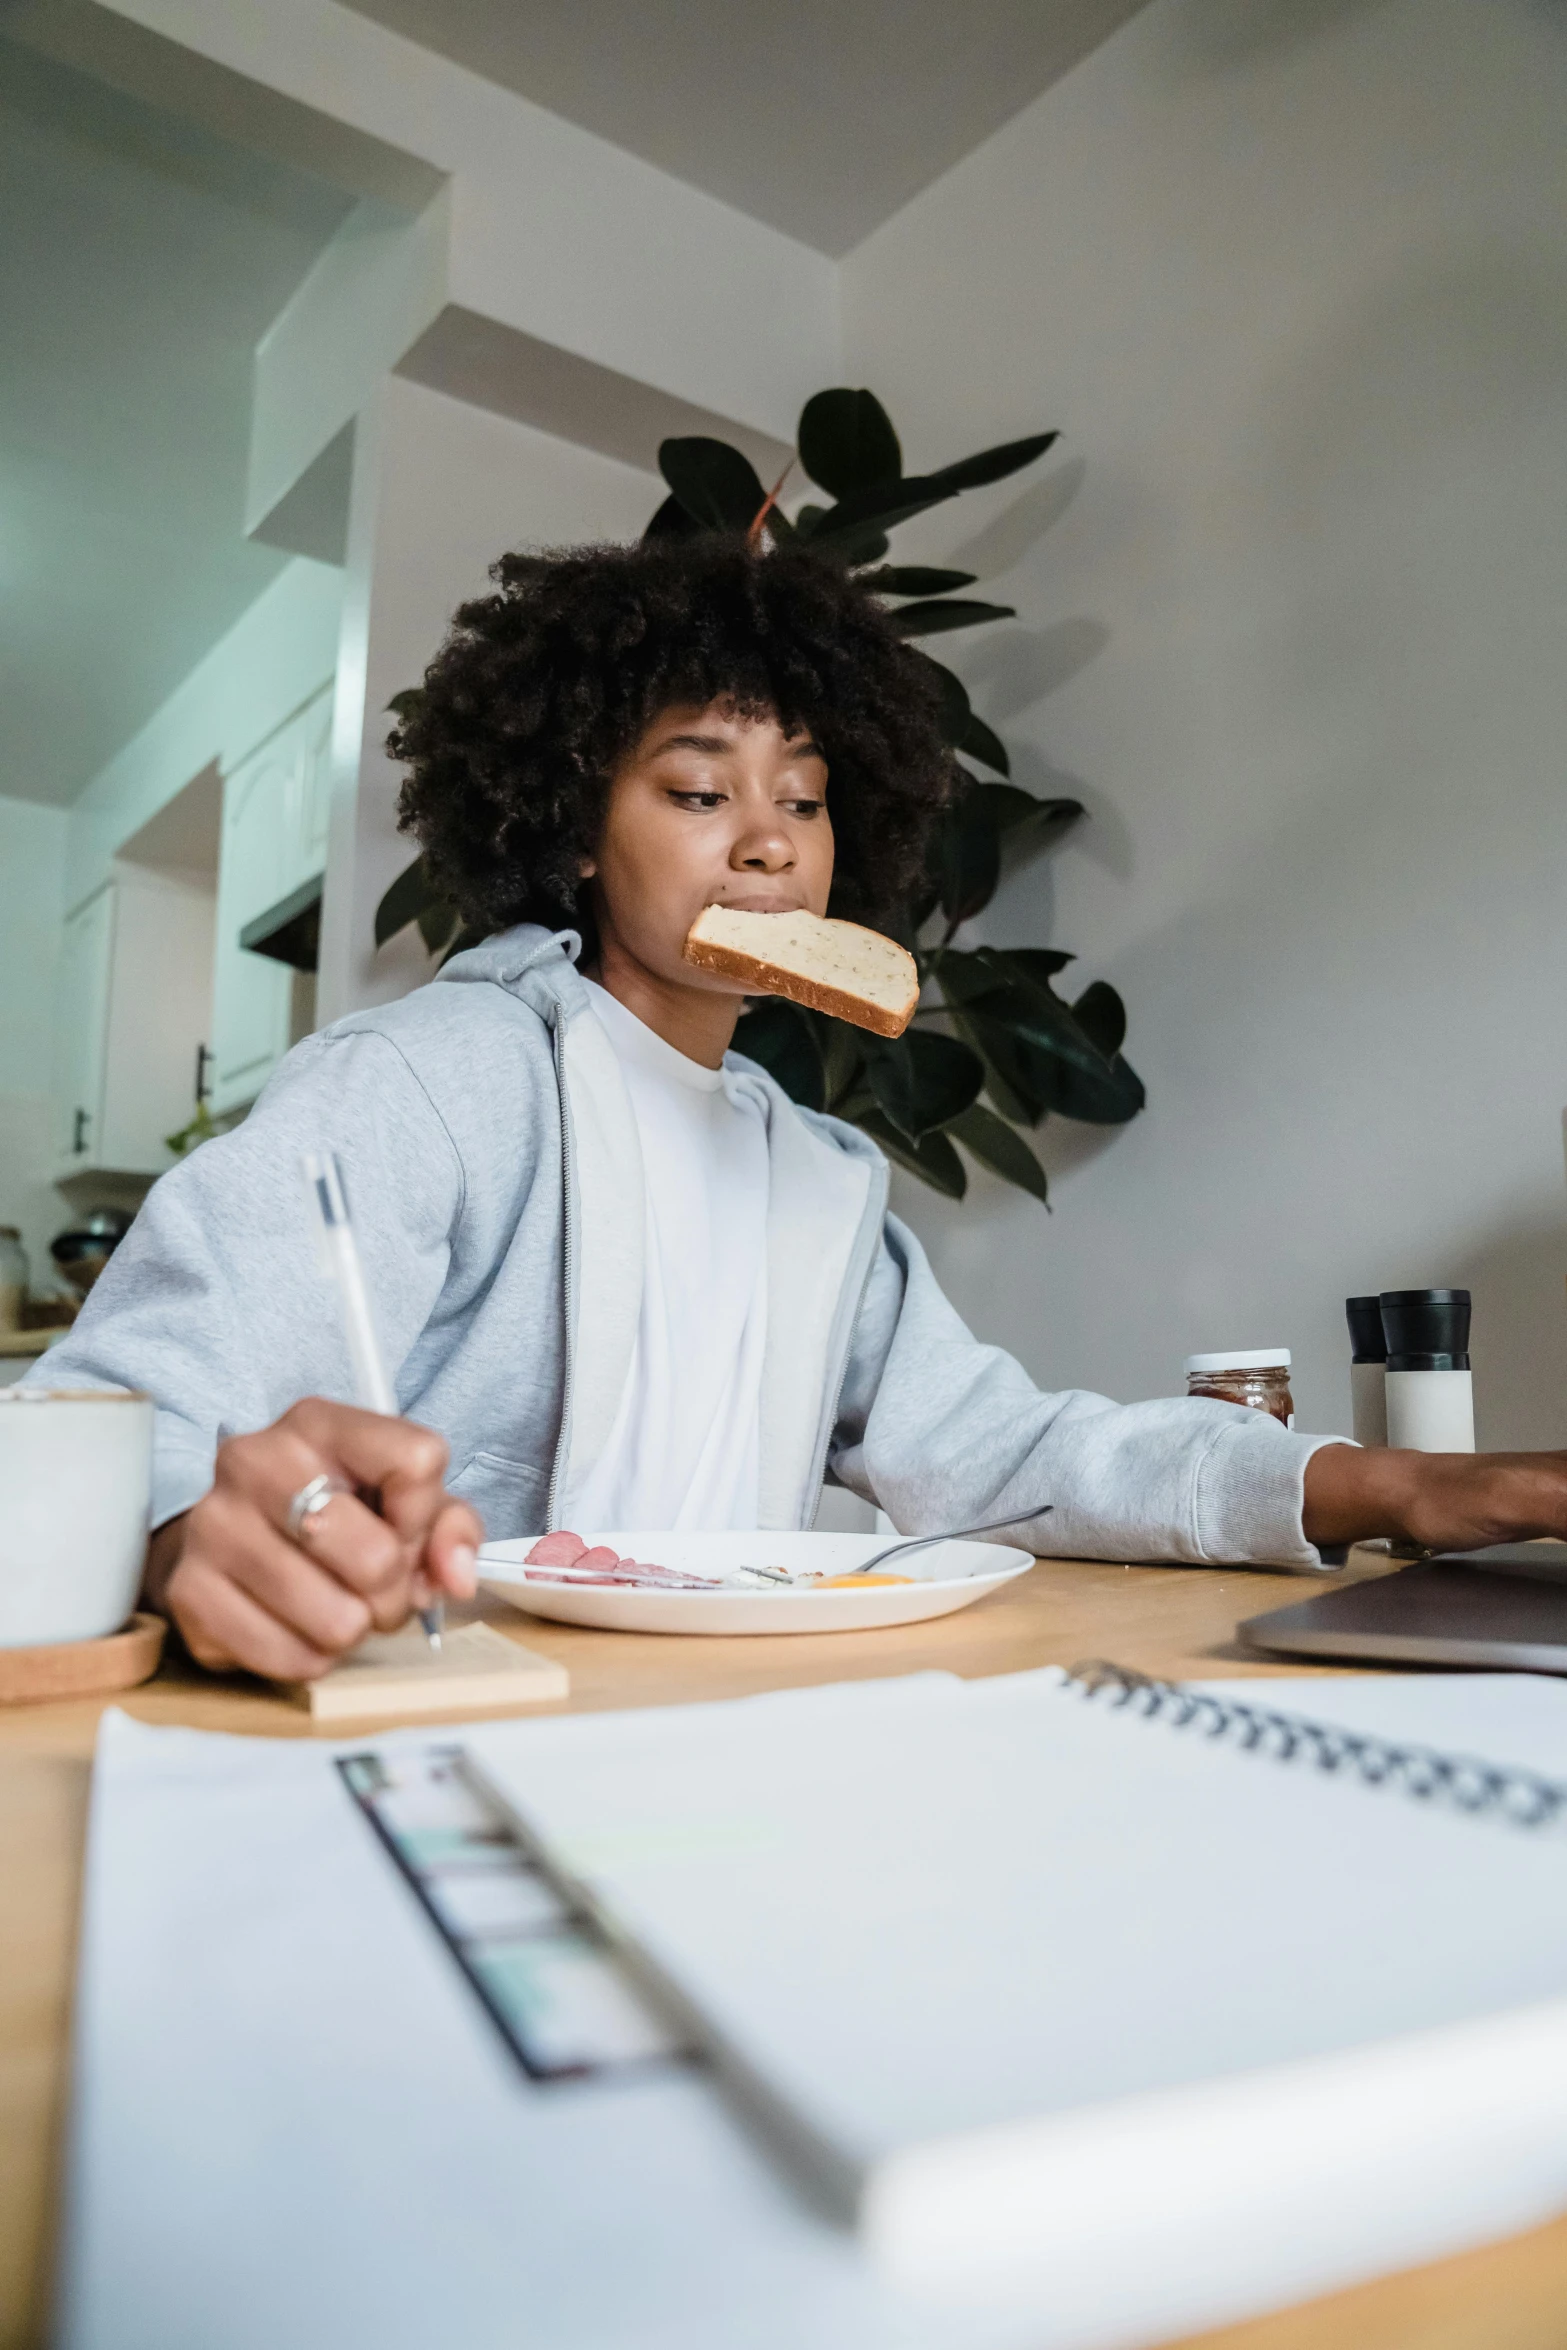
xmin=377 ymin=389 xmax=1142 ymax=1204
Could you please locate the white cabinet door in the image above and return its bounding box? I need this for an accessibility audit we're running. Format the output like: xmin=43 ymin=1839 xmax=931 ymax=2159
xmin=209 ymin=733 xmax=294 ymax=1117
xmin=297 ymin=690 xmax=335 ymax=884
xmin=98 ymin=876 xmax=214 ymax=1170
xmin=207 ymin=680 xmax=332 ymax=1120
xmin=56 ymin=886 xmax=115 ymax=1166
xmin=53 ymin=873 xmax=214 ymax=1179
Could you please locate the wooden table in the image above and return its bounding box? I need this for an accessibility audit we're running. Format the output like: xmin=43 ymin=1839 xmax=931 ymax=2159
xmin=6 ymin=1552 xmax=1567 ymax=2350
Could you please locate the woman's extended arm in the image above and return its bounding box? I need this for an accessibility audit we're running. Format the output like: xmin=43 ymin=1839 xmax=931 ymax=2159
xmin=1302 ymin=1444 xmax=1567 ymax=1555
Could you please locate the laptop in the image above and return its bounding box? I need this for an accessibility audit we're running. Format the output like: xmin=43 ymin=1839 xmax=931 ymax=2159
xmin=1241 ymin=1545 xmax=1567 ymax=1673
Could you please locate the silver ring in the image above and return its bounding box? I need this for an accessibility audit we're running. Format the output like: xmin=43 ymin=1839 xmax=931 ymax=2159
xmin=286 ymin=1471 xmax=347 ymax=1543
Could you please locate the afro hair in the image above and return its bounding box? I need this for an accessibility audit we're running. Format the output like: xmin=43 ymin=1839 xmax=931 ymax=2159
xmin=388 ymin=533 xmax=956 ymax=948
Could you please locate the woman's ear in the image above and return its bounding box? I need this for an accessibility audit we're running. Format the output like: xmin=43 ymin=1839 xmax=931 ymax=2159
xmin=578 ymin=854 xmax=597 ymax=880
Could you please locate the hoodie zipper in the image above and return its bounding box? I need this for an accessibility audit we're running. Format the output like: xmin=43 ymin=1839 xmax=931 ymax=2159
xmin=544 ymin=1011 xmax=578 ymax=1532
xmin=799 ymin=1157 xmax=888 ymax=1522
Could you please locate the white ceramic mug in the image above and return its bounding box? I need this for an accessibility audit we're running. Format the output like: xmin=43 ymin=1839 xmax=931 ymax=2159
xmin=0 ymin=1387 xmax=153 ymax=1646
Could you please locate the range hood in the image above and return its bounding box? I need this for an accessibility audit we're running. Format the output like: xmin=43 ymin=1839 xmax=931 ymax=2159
xmin=239 ymin=873 xmax=322 ymax=972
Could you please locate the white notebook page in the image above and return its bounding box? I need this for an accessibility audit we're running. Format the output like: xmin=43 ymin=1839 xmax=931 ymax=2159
xmin=468 ymin=1666 xmax=1567 ymax=2300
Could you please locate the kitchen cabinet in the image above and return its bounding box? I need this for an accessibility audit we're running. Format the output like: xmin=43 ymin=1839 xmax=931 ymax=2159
xmin=208 ymin=682 xmax=333 ymax=1117
xmin=55 ymin=871 xmax=215 ymax=1180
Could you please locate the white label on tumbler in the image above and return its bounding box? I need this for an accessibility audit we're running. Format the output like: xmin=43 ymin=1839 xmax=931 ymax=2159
xmin=1384 ymin=1368 xmax=1475 ymax=1453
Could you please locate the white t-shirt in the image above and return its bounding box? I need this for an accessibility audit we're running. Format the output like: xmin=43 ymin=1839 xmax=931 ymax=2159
xmin=572 ymin=980 xmax=769 ymax=1531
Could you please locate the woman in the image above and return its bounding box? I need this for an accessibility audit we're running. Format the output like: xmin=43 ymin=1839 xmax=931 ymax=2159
xmin=35 ymin=536 xmax=1567 ymax=1679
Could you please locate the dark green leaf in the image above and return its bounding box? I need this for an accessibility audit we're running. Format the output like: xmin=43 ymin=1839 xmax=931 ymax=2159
xmin=920 ymin=656 xmax=971 ymax=748
xmin=932 ymin=942 xmax=1072 ymax=993
xmin=952 ymin=949 xmax=1143 ymax=1123
xmin=1026 ymin=1048 xmax=1146 ymax=1126
xmin=982 ymin=949 xmax=1104 ymax=1052
xmin=733 ymin=999 xmax=825 ymax=1110
xmin=948 ymin=1007 xmax=1047 ymax=1126
xmin=887 ymin=598 xmax=1017 ymax=640
xmin=807 ymin=430 xmax=1057 ymax=548
xmin=969 ymin=785 xmax=1084 ymax=850
xmin=929 ymin=955 xmax=1131 ymax=1129
xmin=1071 ymin=979 xmax=1127 ymax=1061
xmin=956 ymin=710 xmax=1010 ymax=775
xmin=436 ymin=920 xmax=491 ymax=968
xmin=658 ymin=437 xmax=767 ymax=532
xmin=928 ymin=946 xmax=1013 ymax=1007
xmin=818 ymin=1016 xmax=865 ymax=1111
xmin=374 ymin=854 xmax=437 ymax=949
xmin=791 ymin=500 xmax=888 ymax=563
xmin=976 ymin=1056 xmax=1039 ymax=1127
xmin=416 ymin=895 xmax=461 ymax=956
xmin=959 ymin=949 xmax=1112 ymax=1084
xmin=935 ymin=794 xmax=1002 ymax=926
xmin=1008 ymin=795 xmax=1084 ymax=851
xmin=855 ymin=1109 xmax=968 ymax=1199
xmin=808 ymin=480 xmax=968 ymax=545
xmin=990 ymin=944 xmax=1078 ymax=984
xmin=946 ymin=1103 xmax=1050 ymax=1205
xmin=824 ymin=522 xmax=891 ymax=566
xmin=924 ymin=431 xmax=1058 ymax=496
xmin=797 ymin=388 xmax=902 ymax=499
xmin=832 ymin=1084 xmax=878 ymax=1126
xmin=643 ymin=491 xmax=702 ymax=540
xmin=866 ymin=1030 xmax=983 ymax=1142
xmin=858 ymin=565 xmax=978 ymax=598
xmin=968 ymin=783 xmax=1053 ymax=832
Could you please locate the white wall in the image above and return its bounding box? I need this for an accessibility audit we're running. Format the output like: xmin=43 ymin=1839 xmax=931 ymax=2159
xmin=318 ymin=375 xmax=661 ymax=1018
xmin=842 ymin=0 xmax=1567 ymax=1448
xmin=66 ymin=555 xmax=343 ymax=910
xmin=0 ymin=796 xmax=68 ymax=1294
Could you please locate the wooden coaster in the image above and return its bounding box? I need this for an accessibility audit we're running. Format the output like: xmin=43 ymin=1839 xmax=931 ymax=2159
xmin=296 ymin=1619 xmax=568 ymax=1727
xmin=0 ymin=1611 xmax=165 ymax=1705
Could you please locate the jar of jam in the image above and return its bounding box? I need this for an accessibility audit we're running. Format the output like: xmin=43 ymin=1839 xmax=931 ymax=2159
xmin=1185 ymin=1348 xmax=1294 ymax=1427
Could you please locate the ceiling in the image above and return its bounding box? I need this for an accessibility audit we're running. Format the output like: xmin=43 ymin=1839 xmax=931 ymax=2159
xmin=0 ymin=0 xmax=1152 ymax=811
xmin=337 ymin=0 xmax=1153 ymax=255
xmin=0 ymin=36 xmax=349 ymax=807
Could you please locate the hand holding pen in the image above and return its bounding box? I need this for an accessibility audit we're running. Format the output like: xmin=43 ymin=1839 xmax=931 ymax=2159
xmin=302 ymin=1150 xmax=470 ymax=1651
xmin=145 ymin=1152 xmax=482 ymax=1685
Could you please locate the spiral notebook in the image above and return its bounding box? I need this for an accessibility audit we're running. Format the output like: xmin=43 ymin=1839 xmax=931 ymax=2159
xmin=466 ymin=1664 xmax=1567 ymax=2310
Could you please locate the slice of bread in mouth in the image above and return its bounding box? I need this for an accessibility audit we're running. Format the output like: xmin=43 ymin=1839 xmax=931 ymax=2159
xmin=683 ymin=905 xmax=920 ymax=1038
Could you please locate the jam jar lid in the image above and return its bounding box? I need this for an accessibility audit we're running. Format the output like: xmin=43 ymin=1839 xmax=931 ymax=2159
xmin=1184 ymin=1348 xmax=1291 ymax=1374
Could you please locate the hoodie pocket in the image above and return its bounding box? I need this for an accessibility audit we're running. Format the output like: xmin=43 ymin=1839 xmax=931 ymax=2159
xmin=450 ymin=1450 xmax=548 ymax=1541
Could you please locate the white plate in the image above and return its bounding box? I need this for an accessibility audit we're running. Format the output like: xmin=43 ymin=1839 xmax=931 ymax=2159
xmin=479 ymin=1529 xmax=1034 ymax=1637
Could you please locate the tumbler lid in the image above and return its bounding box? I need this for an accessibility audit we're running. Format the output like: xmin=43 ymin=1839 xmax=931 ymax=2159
xmin=1345 ymin=1296 xmax=1386 ymax=1363
xmin=1380 ymin=1288 xmax=1470 ymax=1372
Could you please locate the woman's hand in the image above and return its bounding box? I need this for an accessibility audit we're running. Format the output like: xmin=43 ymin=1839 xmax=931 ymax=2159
xmin=146 ymin=1399 xmax=482 ymax=1682
xmin=1303 ymin=1444 xmax=1567 ymax=1556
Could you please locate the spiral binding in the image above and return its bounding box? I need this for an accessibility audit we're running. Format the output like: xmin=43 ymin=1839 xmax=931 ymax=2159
xmin=1066 ymin=1661 xmax=1567 ymax=1832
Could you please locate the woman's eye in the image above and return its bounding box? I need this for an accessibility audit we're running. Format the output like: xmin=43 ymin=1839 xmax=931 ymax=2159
xmin=669 ymin=789 xmax=727 ymax=809
xmin=787 ymin=798 xmax=825 ymax=818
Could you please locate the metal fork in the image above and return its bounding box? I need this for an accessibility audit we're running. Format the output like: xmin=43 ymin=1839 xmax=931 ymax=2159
xmin=849 ymin=1505 xmax=1052 ymax=1574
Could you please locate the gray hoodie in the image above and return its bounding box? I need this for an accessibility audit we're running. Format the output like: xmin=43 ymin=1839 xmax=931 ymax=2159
xmin=30 ymin=926 xmax=1335 ymax=1564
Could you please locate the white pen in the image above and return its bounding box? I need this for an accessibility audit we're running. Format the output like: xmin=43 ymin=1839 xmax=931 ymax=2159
xmin=304 ymin=1149 xmax=443 ymax=1650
